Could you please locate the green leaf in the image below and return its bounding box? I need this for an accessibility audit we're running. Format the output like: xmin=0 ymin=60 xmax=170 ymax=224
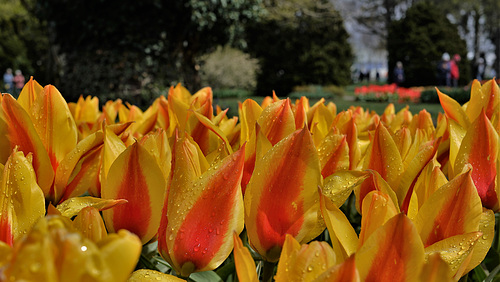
xmin=472 ymin=264 xmax=487 ymax=281
xmin=189 ymin=271 xmax=223 ymax=282
xmin=485 ymin=263 xmax=500 ymax=282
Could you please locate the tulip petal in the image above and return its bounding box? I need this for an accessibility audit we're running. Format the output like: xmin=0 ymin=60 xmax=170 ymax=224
xmin=455 ymin=110 xmax=499 ymax=210
xmin=57 ymin=196 xmax=128 ymax=218
xmin=128 ymin=269 xmax=186 ymax=281
xmin=245 ymin=127 xmax=323 ymax=262
xmin=29 ymin=85 xmax=78 ymax=178
xmin=102 ymin=142 xmax=166 ymax=244
xmin=415 ymin=170 xmax=482 ymax=247
xmin=463 ymin=208 xmax=495 ymax=274
xmin=355 ymin=214 xmax=425 ymax=282
xmin=161 ymin=146 xmax=245 ymax=276
xmin=275 ymin=234 xmax=301 ymax=281
xmin=0 ymin=149 xmax=45 ymax=245
xmin=17 ymin=76 xmax=43 ymax=111
xmin=320 ymin=191 xmax=358 ymax=261
xmin=233 ymin=232 xmax=258 ymax=282
xmin=424 ymin=232 xmax=482 ymax=279
xmin=362 ymin=122 xmax=403 ymax=190
xmin=313 ymin=255 xmax=359 ymax=282
xmin=98 ymin=229 xmax=143 ymax=282
xmin=257 ymin=99 xmax=295 ymax=146
xmin=323 ymin=170 xmax=368 ymax=208
xmin=73 ymin=206 xmax=108 ymax=242
xmin=358 ymin=191 xmax=399 ymax=248
xmin=318 ymin=131 xmax=349 ymax=178
xmin=437 ymin=88 xmax=470 ymax=128
xmin=0 ymin=95 xmax=54 ymax=195
xmin=419 ymin=253 xmax=453 ymax=282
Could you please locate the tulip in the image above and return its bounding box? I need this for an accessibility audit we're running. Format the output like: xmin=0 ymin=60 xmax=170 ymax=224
xmin=157 ymin=134 xmax=245 ymax=277
xmin=102 ymin=141 xmax=166 ymax=244
xmin=244 ymin=127 xmax=324 ymax=262
xmin=275 ymin=234 xmax=336 ymax=282
xmin=0 ymin=148 xmax=45 ymax=245
xmin=0 ymin=215 xmax=142 ymax=281
xmin=0 ymin=94 xmax=54 ymax=196
xmin=454 ymin=110 xmax=499 ymax=210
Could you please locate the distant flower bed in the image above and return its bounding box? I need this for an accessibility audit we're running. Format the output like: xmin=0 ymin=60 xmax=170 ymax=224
xmin=355 ymin=84 xmax=422 ymax=103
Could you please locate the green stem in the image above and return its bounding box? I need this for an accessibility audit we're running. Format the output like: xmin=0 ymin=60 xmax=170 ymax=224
xmin=261 ymin=261 xmax=276 ymax=282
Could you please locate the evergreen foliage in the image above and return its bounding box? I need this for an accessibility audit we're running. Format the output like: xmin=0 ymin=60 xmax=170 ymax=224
xmin=387 ymin=1 xmax=470 ymax=87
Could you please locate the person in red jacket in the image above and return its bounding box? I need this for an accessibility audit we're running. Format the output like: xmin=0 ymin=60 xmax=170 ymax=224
xmin=450 ymin=54 xmax=461 ymax=87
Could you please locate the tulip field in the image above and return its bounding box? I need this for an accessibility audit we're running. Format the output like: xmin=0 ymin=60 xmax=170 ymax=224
xmin=0 ymin=78 xmax=499 ymax=281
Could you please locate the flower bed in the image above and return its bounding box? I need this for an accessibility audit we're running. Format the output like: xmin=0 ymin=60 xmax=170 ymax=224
xmin=0 ymin=78 xmax=498 ymax=281
xmin=355 ymin=83 xmax=422 ymax=103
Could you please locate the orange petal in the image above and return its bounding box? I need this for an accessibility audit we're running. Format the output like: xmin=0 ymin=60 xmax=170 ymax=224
xmin=159 ymin=146 xmax=245 ymax=276
xmin=361 ymin=122 xmax=403 ymax=190
xmin=0 ymin=95 xmax=54 ymax=196
xmin=354 ymin=170 xmax=399 ymax=214
xmin=415 ymin=170 xmax=482 ymax=247
xmin=455 ymin=110 xmax=499 ymax=210
xmin=313 ymin=255 xmax=359 ymax=282
xmin=355 ymin=214 xmax=425 ymax=282
xmin=257 ymin=99 xmax=295 ymax=146
xmin=318 ymin=130 xmax=349 ymax=178
xmin=233 ymin=232 xmax=258 ymax=282
xmin=244 ymin=127 xmax=323 ymax=262
xmin=102 ymin=142 xmax=166 ymax=244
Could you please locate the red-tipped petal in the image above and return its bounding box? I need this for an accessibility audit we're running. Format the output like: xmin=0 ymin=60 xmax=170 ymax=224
xmin=102 ymin=142 xmax=166 ymax=244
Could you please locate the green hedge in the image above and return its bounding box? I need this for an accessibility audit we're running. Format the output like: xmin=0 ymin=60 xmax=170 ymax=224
xmin=420 ymin=87 xmax=470 ymax=104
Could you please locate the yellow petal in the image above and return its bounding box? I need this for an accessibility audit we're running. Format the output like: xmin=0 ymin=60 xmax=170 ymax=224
xmin=313 ymin=255 xmax=360 ymax=282
xmin=419 ymin=253 xmax=453 ymax=282
xmin=358 ymin=191 xmax=399 ymax=248
xmin=424 ymin=232 xmax=482 ymax=279
xmin=462 ymin=208 xmax=495 ymax=274
xmin=57 ymin=196 xmax=127 ymax=218
xmin=128 ymin=269 xmax=186 ymax=281
xmin=437 ymin=88 xmax=470 ymax=128
xmin=320 ymin=191 xmax=358 ymax=261
xmin=233 ymin=232 xmax=258 ymax=282
xmin=0 ymin=149 xmax=45 ymax=244
xmin=73 ymin=206 xmax=108 ymax=242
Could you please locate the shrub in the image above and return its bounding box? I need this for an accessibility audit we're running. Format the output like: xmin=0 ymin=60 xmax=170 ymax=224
xmin=199 ymin=46 xmax=259 ymax=91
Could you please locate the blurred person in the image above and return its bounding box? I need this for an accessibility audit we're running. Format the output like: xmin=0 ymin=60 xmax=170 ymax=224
xmin=393 ymin=61 xmax=405 ymax=86
xmin=437 ymin=52 xmax=450 ymax=86
xmin=3 ymin=68 xmax=14 ymax=94
xmin=450 ymin=54 xmax=461 ymax=87
xmin=476 ymin=55 xmax=485 ymax=81
xmin=13 ymin=69 xmax=25 ymax=98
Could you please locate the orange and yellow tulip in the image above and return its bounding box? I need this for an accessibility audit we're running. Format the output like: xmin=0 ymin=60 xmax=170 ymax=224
xmin=157 ymin=133 xmax=245 ymax=277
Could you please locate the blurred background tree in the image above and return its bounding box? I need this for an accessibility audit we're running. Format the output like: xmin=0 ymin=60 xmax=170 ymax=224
xmin=27 ymin=0 xmax=264 ymax=104
xmin=387 ymin=1 xmax=469 ymax=86
xmin=246 ymin=0 xmax=353 ymax=96
xmin=0 ymin=0 xmax=49 ymax=86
